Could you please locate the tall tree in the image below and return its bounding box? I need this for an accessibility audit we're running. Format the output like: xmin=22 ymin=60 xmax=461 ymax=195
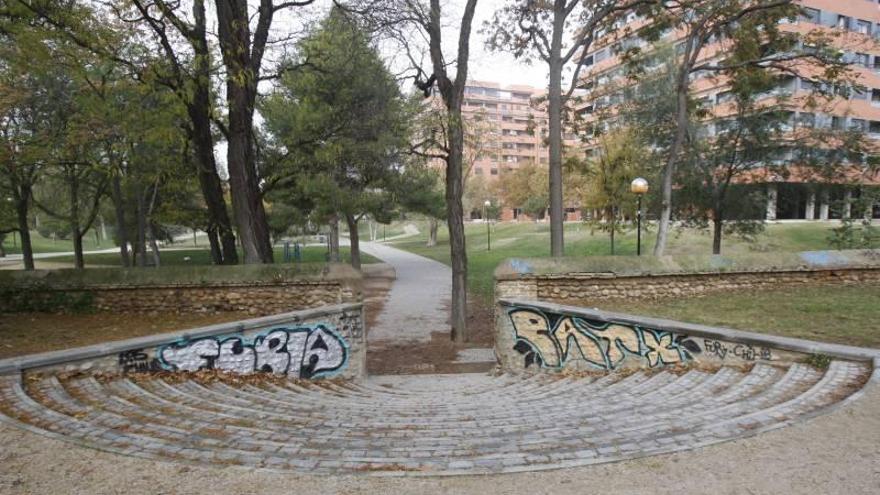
xmin=495 ymin=162 xmax=548 ymax=220
xmin=125 ymin=0 xmax=240 ymax=265
xmin=574 ymin=127 xmax=650 ymax=254
xmin=263 ymin=8 xmax=411 ymax=271
xmin=9 ymin=0 xmax=240 ymax=265
xmin=486 ymin=0 xmax=647 ymax=257
xmin=213 ymin=0 xmax=321 ymax=264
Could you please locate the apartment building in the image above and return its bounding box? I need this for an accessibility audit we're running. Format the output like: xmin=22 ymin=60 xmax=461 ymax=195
xmin=451 ymin=81 xmax=584 ymax=221
xmin=577 ymin=0 xmax=880 ymax=221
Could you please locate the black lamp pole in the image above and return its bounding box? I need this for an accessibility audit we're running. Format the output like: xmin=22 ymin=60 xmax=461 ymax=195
xmin=484 ymin=201 xmax=491 ymax=251
xmin=636 ymin=195 xmax=642 ymax=256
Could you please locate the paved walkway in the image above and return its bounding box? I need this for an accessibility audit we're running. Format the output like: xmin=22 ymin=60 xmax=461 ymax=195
xmin=0 ymin=360 xmax=874 ymax=478
xmin=359 ymin=242 xmax=451 ymax=344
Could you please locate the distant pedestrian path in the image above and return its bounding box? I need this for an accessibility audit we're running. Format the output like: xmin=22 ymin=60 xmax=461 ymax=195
xmin=359 ymin=241 xmax=450 ymax=344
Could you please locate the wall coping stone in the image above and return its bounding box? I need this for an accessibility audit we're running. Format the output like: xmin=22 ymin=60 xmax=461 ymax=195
xmin=0 ymin=302 xmax=363 ymax=375
xmin=0 ymin=262 xmax=361 ymax=290
xmin=494 ymin=249 xmax=880 ymax=281
xmin=498 ymin=297 xmax=880 ymax=362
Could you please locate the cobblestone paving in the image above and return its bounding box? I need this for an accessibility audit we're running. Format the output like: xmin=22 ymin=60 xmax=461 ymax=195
xmin=0 ymin=361 xmax=873 ymax=476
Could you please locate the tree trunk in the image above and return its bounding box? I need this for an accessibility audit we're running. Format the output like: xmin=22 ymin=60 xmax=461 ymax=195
xmin=712 ymin=216 xmax=723 ymax=255
xmin=15 ymin=185 xmax=35 ymax=271
xmin=207 ymin=227 xmax=223 ymax=265
xmin=654 ymin=51 xmax=693 ymax=256
xmin=135 ymin=186 xmax=147 ymax=268
xmin=187 ymin=100 xmax=237 ymax=265
xmin=547 ymin=1 xmax=566 ymax=258
xmin=609 ymin=207 xmax=615 ymax=255
xmin=345 ymin=213 xmax=361 ymax=270
xmin=149 ymin=222 xmax=161 ymax=267
xmin=214 ymin=0 xmax=273 ymax=264
xmin=427 ymin=217 xmax=439 ymax=247
xmin=328 ymin=215 xmax=340 ymax=262
xmin=186 ymin=0 xmax=238 ymax=265
xmin=110 ymin=174 xmax=131 ymax=267
xmin=68 ymin=168 xmax=84 ymax=270
xmin=446 ymin=116 xmax=469 ymax=343
xmin=425 ymin=0 xmax=477 ymax=342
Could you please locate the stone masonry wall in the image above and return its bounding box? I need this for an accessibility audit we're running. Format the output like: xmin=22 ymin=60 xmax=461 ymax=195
xmin=497 ymin=268 xmax=880 ymax=307
xmin=0 ymin=265 xmax=362 ymax=315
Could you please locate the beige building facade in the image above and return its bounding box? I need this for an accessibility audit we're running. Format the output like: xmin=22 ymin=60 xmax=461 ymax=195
xmin=576 ymin=0 xmax=880 ymax=220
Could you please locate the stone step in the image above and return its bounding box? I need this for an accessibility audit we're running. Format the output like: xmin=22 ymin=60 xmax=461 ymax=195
xmin=0 ymin=361 xmax=871 ymax=476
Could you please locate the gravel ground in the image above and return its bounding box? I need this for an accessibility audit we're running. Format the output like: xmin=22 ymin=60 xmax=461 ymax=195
xmin=1 ymin=378 xmax=878 ymax=495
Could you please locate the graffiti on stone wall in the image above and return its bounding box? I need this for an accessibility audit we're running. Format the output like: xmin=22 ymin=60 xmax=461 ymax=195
xmin=156 ymin=325 xmax=348 ymax=378
xmin=508 ymin=308 xmax=701 ymax=370
xmin=118 ymin=349 xmax=163 ymax=373
xmin=703 ymin=339 xmax=771 ymax=361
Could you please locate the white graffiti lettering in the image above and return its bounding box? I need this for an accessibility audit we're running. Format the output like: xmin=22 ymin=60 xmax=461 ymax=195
xmin=159 ymin=325 xmax=348 ymax=378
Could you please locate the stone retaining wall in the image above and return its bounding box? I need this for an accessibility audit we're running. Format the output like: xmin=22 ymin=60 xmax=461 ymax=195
xmin=0 ymin=303 xmax=367 ymax=380
xmin=496 ymin=298 xmax=880 ymax=374
xmin=495 ymin=249 xmax=880 ymax=306
xmin=0 ymin=264 xmax=362 ymax=315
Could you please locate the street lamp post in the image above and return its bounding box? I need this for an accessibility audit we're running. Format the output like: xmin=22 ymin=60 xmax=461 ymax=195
xmin=484 ymin=200 xmax=492 ymax=251
xmin=630 ymin=178 xmax=649 ymax=256
xmin=5 ymin=197 xmax=13 ymax=248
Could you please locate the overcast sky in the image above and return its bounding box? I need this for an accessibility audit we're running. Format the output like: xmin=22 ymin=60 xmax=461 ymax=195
xmin=468 ymin=0 xmax=547 ymax=88
xmin=270 ymin=0 xmax=548 ymax=89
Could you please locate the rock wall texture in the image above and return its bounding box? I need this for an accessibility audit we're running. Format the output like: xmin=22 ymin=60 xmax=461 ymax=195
xmin=0 ymin=264 xmax=362 ymax=315
xmin=497 ymin=268 xmax=880 ymax=307
xmin=495 ymin=249 xmax=880 ymax=306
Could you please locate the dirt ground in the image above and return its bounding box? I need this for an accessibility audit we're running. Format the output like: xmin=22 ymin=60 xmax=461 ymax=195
xmin=0 ymin=312 xmax=251 ymax=360
xmin=1 ymin=375 xmax=878 ymax=494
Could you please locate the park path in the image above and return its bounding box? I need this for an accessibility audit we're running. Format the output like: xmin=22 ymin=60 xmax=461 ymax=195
xmin=359 ymin=241 xmax=450 ymax=344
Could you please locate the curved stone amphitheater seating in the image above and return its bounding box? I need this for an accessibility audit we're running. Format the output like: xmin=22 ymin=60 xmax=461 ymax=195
xmin=0 ymin=300 xmax=877 ymax=476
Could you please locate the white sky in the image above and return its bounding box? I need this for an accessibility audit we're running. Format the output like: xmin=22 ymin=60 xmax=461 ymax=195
xmin=468 ymin=0 xmax=548 ymax=88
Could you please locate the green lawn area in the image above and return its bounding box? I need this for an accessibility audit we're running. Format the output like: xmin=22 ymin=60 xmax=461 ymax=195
xmin=390 ymin=221 xmax=863 ymax=303
xmin=1 ymin=229 xmax=105 ymax=254
xmin=51 ymin=246 xmax=378 ymax=267
xmin=597 ymin=285 xmax=880 ymax=349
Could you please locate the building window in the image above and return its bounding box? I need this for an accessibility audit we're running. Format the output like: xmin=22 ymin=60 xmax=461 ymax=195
xmin=474 ymin=167 xmax=483 ymax=175
xmin=857 ymin=20 xmax=872 ymax=35
xmin=490 ymin=168 xmax=498 ymax=175
xmin=799 ymin=7 xmax=820 ymax=24
xmin=837 ymin=15 xmax=851 ymax=30
xmin=856 ymin=53 xmax=870 ymax=67
xmin=796 ymin=113 xmax=815 ymax=128
xmin=870 ymin=121 xmax=880 ymax=134
xmin=716 ymin=90 xmax=734 ymax=104
xmin=852 ymin=87 xmax=868 ymax=100
xmin=850 ymin=118 xmax=867 ymax=130
xmin=872 ymin=89 xmax=880 ymax=103
xmin=831 ymin=116 xmax=844 ymax=129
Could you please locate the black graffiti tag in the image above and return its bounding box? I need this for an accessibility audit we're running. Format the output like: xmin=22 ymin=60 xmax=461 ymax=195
xmin=118 ymin=349 xmax=162 ymax=373
xmin=703 ymin=340 xmax=771 ymax=361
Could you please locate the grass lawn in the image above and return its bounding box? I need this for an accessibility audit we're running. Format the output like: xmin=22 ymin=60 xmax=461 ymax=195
xmin=390 ymin=221 xmax=855 ymax=303
xmin=50 ymin=246 xmax=379 ymax=267
xmin=597 ymin=285 xmax=880 ymax=349
xmin=1 ymin=229 xmax=104 ymax=254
